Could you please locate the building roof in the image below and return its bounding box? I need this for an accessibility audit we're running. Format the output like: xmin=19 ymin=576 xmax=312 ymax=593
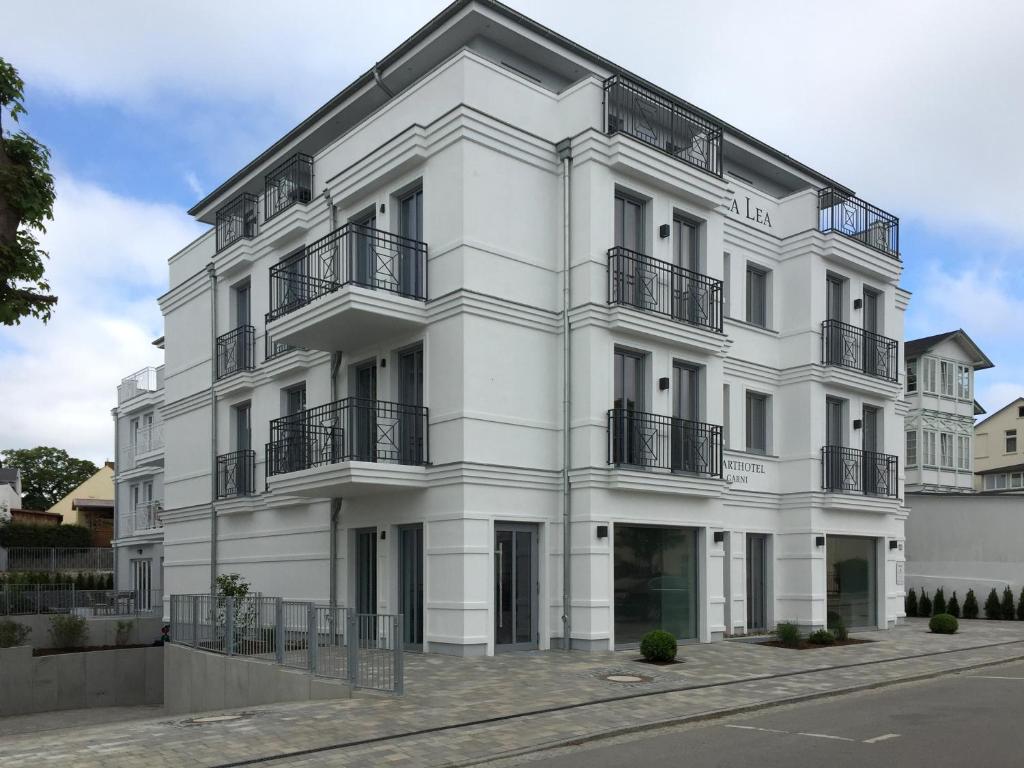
xmin=976 ymin=462 xmax=1024 ymax=476
xmin=46 ymin=465 xmax=114 ymax=517
xmin=0 ymin=467 xmax=20 ymax=491
xmin=72 ymin=498 xmax=114 ymax=511
xmin=904 ymin=329 xmax=994 ymax=370
xmin=974 ymin=400 xmax=987 ymax=416
xmin=975 ymin=396 xmax=1024 ymax=429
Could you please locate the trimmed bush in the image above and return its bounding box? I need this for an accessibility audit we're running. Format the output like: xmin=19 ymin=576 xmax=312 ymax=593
xmin=905 ymin=588 xmax=918 ymax=617
xmin=963 ymin=589 xmax=979 ymax=619
xmin=0 ymin=522 xmax=91 ymax=548
xmin=808 ymin=629 xmax=836 ymax=645
xmin=1002 ymin=586 xmax=1016 ymax=620
xmin=49 ymin=614 xmax=89 ymax=648
xmin=933 ymin=587 xmax=947 ymax=616
xmin=947 ymin=591 xmax=961 ymax=619
xmin=919 ymin=592 xmax=932 ymax=618
xmin=929 ymin=613 xmax=958 ymax=634
xmin=1018 ymin=592 xmax=1024 ymax=622
xmin=984 ymin=588 xmax=1001 ymax=619
xmin=826 ymin=612 xmax=849 ymax=641
xmin=0 ymin=619 xmax=31 ymax=648
xmin=833 ymin=622 xmax=849 ymax=642
xmin=776 ymin=622 xmax=801 ymax=648
xmin=640 ymin=630 xmax=677 ymax=662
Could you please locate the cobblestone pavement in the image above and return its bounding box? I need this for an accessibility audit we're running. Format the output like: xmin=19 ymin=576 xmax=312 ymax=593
xmin=3 ymin=620 xmax=1024 ymax=768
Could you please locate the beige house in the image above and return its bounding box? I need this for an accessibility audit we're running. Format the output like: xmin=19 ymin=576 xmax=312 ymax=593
xmin=975 ymin=397 xmax=1024 ymax=492
xmin=48 ymin=463 xmax=115 ymax=544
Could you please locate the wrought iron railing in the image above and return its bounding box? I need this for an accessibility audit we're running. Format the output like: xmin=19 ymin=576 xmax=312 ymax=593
xmin=266 ymin=222 xmax=428 ymax=322
xmin=818 ymin=187 xmax=899 ymax=258
xmin=821 ymin=319 xmax=898 ymax=382
xmin=216 ymin=325 xmax=255 ymax=379
xmin=608 ymin=247 xmax=723 ymax=332
xmin=215 ymin=192 xmax=259 ymax=251
xmin=821 ymin=445 xmax=898 ymax=497
xmin=604 ymin=75 xmax=723 ymax=177
xmin=607 ymin=408 xmax=722 ymax=477
xmin=117 ymin=366 xmax=163 ymax=404
xmin=266 ymin=397 xmax=428 ymax=477
xmin=217 ymin=449 xmax=256 ymax=498
xmin=265 ymin=153 xmax=314 ymax=222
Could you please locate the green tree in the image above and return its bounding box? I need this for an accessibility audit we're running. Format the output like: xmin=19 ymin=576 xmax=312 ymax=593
xmin=963 ymin=588 xmax=979 ymax=619
xmin=0 ymin=447 xmax=97 ymax=509
xmin=904 ymin=587 xmax=918 ymax=617
xmin=933 ymin=587 xmax=947 ymax=615
xmin=1002 ymin=586 xmax=1016 ymax=620
xmin=947 ymin=591 xmax=961 ymax=619
xmin=0 ymin=57 xmax=57 ymax=325
xmin=984 ymin=588 xmax=1002 ymax=620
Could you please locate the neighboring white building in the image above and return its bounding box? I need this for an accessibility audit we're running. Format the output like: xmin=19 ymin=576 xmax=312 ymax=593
xmin=903 ymin=329 xmax=992 ymax=494
xmin=0 ymin=468 xmax=20 ymax=522
xmin=152 ymin=0 xmax=908 ymax=652
xmin=112 ymin=357 xmax=165 ymax=613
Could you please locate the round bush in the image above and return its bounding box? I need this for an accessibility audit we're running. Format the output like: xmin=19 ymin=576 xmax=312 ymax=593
xmin=640 ymin=630 xmax=678 ymax=662
xmin=807 ymin=629 xmax=836 ymax=645
xmin=929 ymin=613 xmax=959 ymax=634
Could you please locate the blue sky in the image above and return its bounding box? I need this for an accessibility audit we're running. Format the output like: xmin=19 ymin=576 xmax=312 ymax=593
xmin=2 ymin=0 xmax=1023 ymax=462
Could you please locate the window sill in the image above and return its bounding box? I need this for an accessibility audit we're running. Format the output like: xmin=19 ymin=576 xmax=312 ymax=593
xmin=724 ymin=317 xmax=778 ymax=336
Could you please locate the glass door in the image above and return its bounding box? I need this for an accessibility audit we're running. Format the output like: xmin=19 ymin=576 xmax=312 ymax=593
xmin=862 ymin=405 xmax=880 ymax=493
xmin=827 ymin=536 xmax=877 ymax=628
xmin=613 ymin=349 xmax=646 ymax=466
xmin=614 ymin=193 xmax=648 ymax=310
xmin=671 ymin=362 xmax=700 ymax=472
xmin=399 ymin=188 xmax=423 ymax=296
xmin=398 ymin=525 xmax=424 ymax=650
xmin=353 ymin=361 xmax=377 ymax=461
xmin=397 ymin=346 xmax=424 ymax=465
xmin=863 ymin=288 xmax=881 ymax=376
xmin=355 ymin=528 xmax=377 ymax=615
xmin=673 ymin=217 xmax=702 ymax=323
xmin=352 ymin=211 xmax=377 ymax=287
xmin=826 ymin=275 xmax=845 ymax=365
xmin=825 ymin=397 xmax=844 ymax=490
xmin=131 ymin=558 xmax=152 ymax=612
xmin=746 ymin=534 xmax=767 ymax=631
xmin=494 ymin=524 xmax=537 ymax=650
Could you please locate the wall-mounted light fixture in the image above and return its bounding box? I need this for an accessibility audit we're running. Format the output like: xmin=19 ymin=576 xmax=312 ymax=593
xmin=380 ymin=530 xmax=386 ymax=541
xmin=853 ymin=298 xmax=863 ymax=310
xmin=659 ymin=224 xmax=671 ymax=239
xmin=659 ymin=377 xmax=670 ymax=391
xmin=713 ymin=531 xmax=725 ymax=544
xmin=380 ymin=358 xmax=387 ymax=368
xmin=379 ymin=203 xmax=386 ymax=214
xmin=596 ymin=525 xmax=608 ymax=539
xmin=889 ymin=540 xmax=899 ymax=550
xmin=853 ymin=419 xmax=863 ymax=430
xmin=815 ymin=535 xmax=825 ymax=547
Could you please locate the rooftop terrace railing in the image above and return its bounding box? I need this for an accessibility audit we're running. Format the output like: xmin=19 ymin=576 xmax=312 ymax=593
xmin=264 ymin=153 xmax=314 ymax=222
xmin=818 ymin=187 xmax=899 ymax=258
xmin=215 ymin=192 xmax=259 ymax=252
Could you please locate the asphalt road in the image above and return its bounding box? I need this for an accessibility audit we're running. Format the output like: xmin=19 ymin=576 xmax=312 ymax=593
xmin=497 ymin=659 xmax=1024 ymax=768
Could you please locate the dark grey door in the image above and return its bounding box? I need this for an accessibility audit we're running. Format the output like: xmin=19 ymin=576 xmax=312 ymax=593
xmin=614 ymin=194 xmax=644 ymax=252
xmin=826 ymin=397 xmax=844 ymax=448
xmin=355 ymin=528 xmax=377 ymax=615
xmin=673 ymin=217 xmax=703 ymax=324
xmin=863 ymin=288 xmax=881 ymax=376
xmin=353 ymin=362 xmax=377 ymax=461
xmin=235 ymin=282 xmax=251 ymax=327
xmin=397 ymin=346 xmax=424 ymax=465
xmin=862 ymin=405 xmax=880 ymax=494
xmin=746 ymin=534 xmax=767 ymax=631
xmin=283 ymin=384 xmax=306 ymax=473
xmin=826 ymin=275 xmax=845 ymax=365
xmin=398 ymin=525 xmax=424 ymax=649
xmin=399 ymin=188 xmax=423 ymax=296
xmin=613 ymin=349 xmax=646 ymax=466
xmin=825 ymin=397 xmax=845 ymax=490
xmin=352 ymin=211 xmax=377 ymax=287
xmin=494 ymin=524 xmax=537 ymax=650
xmin=671 ymin=362 xmax=701 ymax=472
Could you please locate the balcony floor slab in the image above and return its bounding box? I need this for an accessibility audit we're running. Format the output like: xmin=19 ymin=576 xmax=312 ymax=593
xmin=267 ymin=461 xmax=427 ymax=498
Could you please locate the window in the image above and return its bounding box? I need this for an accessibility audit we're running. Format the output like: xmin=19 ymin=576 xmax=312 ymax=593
xmin=1013 ymin=473 xmax=1024 ymax=489
xmin=284 ymin=383 xmax=306 ymax=416
xmin=746 ymin=391 xmax=769 ymax=454
xmin=233 ymin=279 xmax=251 ymax=328
xmin=614 ymin=193 xmax=645 ymax=253
xmin=939 ymin=361 xmax=954 ymax=396
xmin=922 ymin=358 xmax=937 ymax=393
xmin=906 ymin=359 xmax=918 ymax=393
xmin=1019 ymin=405 xmax=1024 ymax=418
xmin=906 ymin=431 xmax=918 ymax=467
xmin=1007 ymin=430 xmax=1018 ymax=454
xmin=722 ymin=383 xmax=731 ymax=449
xmin=234 ymin=402 xmax=252 ymax=451
xmin=922 ymin=430 xmax=937 ymax=466
xmin=957 ymin=365 xmax=971 ymax=399
xmin=130 ymin=484 xmax=140 ymax=510
xmin=957 ymin=435 xmax=970 ymax=470
xmin=723 ymin=253 xmax=731 ymax=317
xmin=996 ymin=474 xmax=1008 ymax=490
xmin=940 ymin=433 xmax=954 ymax=468
xmin=984 ymin=475 xmax=996 ymax=490
xmin=746 ymin=264 xmax=769 ymax=328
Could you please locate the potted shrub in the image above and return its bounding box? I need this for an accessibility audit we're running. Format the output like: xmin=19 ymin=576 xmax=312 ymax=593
xmin=640 ymin=630 xmax=677 ymax=663
xmin=929 ymin=613 xmax=958 ymax=634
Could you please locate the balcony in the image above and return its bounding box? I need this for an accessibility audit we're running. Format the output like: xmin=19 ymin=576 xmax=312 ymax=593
xmin=264 ymin=223 xmax=428 ymax=352
xmin=265 ymin=397 xmax=428 ymax=497
xmin=821 ymin=446 xmax=897 ymax=498
xmin=127 ymin=422 xmax=164 ymax=467
xmin=120 ymin=500 xmax=163 ymax=537
xmin=821 ymin=320 xmax=898 ymax=382
xmin=818 ymin=188 xmax=899 ymax=259
xmin=216 ymin=325 xmax=255 ymax=379
xmin=607 ymin=408 xmax=722 ymax=478
xmin=608 ymin=247 xmax=723 ymax=333
xmin=215 ymin=192 xmax=258 ymax=252
xmin=604 ymin=75 xmax=723 ymax=177
xmin=264 ymin=153 xmax=313 ymax=222
xmin=217 ymin=450 xmax=256 ymax=499
xmin=117 ymin=366 xmax=163 ymax=405
xmin=264 ymin=331 xmax=302 ymax=361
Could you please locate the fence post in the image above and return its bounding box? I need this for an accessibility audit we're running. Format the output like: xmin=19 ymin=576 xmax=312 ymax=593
xmin=347 ymin=612 xmax=358 ymax=687
xmin=50 ymin=548 xmax=56 ymax=574
xmin=169 ymin=596 xmax=176 ymax=643
xmin=394 ymin=615 xmax=404 ymax=695
xmin=275 ymin=598 xmax=285 ymax=665
xmin=191 ymin=595 xmax=199 ymax=648
xmin=35 ymin=584 xmax=40 ymax=614
xmin=225 ymin=597 xmax=235 ymax=656
xmin=307 ymin=603 xmax=318 ymax=673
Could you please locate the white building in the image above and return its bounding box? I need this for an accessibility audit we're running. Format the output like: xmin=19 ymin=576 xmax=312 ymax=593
xmin=154 ymin=0 xmax=909 ymax=653
xmin=903 ymin=330 xmax=992 ymax=493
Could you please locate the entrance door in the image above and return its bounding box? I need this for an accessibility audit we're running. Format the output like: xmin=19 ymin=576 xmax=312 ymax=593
xmin=827 ymin=535 xmax=877 ymax=628
xmin=746 ymin=534 xmax=767 ymax=631
xmin=355 ymin=528 xmax=377 ymax=615
xmin=131 ymin=558 xmax=152 ymax=612
xmin=353 ymin=361 xmax=377 ymax=461
xmin=398 ymin=525 xmax=424 ymax=650
xmin=397 ymin=346 xmax=424 ymax=464
xmin=671 ymin=362 xmax=701 ymax=473
xmin=494 ymin=524 xmax=537 ymax=650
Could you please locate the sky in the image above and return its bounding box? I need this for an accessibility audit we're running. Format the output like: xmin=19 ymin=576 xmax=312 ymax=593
xmin=1 ymin=0 xmax=1023 ymax=463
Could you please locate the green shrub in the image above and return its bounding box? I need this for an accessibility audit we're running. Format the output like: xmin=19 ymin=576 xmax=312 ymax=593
xmin=833 ymin=622 xmax=849 ymax=641
xmin=947 ymin=591 xmax=961 ymax=619
xmin=933 ymin=588 xmax=947 ymax=616
xmin=905 ymin=588 xmax=918 ymax=617
xmin=1017 ymin=591 xmax=1024 ymax=622
xmin=640 ymin=630 xmax=678 ymax=662
xmin=919 ymin=592 xmax=932 ymax=618
xmin=115 ymin=620 xmax=135 ymax=647
xmin=49 ymin=614 xmax=89 ymax=648
xmin=0 ymin=619 xmax=31 ymax=648
xmin=984 ymin=588 xmax=1001 ymax=619
xmin=776 ymin=622 xmax=801 ymax=648
xmin=929 ymin=613 xmax=958 ymax=634
xmin=1002 ymin=586 xmax=1016 ymax=620
xmin=0 ymin=522 xmax=91 ymax=548
xmin=963 ymin=589 xmax=979 ymax=619
xmin=808 ymin=629 xmax=835 ymax=645
xmin=215 ymin=573 xmax=251 ymax=599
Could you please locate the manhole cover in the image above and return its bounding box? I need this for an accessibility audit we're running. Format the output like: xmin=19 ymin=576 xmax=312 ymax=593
xmin=606 ymin=674 xmax=645 ymax=683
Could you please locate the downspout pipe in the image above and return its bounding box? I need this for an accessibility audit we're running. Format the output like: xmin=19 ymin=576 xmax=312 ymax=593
xmin=325 ymin=192 xmax=344 ymax=611
xmin=373 ymin=61 xmax=395 ymax=98
xmin=112 ymin=410 xmax=119 ymax=589
xmin=208 ymin=262 xmax=219 ymax=594
xmin=557 ymin=137 xmax=573 ymax=650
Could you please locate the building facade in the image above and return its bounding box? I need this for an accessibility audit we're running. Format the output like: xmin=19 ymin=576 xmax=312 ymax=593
xmin=903 ymin=330 xmax=992 ymax=494
xmin=975 ymin=396 xmax=1024 ymax=492
xmin=154 ymin=0 xmax=908 ymax=652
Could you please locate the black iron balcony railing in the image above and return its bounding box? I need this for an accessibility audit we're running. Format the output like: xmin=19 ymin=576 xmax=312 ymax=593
xmin=608 ymin=247 xmax=723 ymax=332
xmin=818 ymin=188 xmax=899 ymax=259
xmin=215 ymin=193 xmax=258 ymax=252
xmin=266 ymin=223 xmax=428 ymax=322
xmin=266 ymin=397 xmax=428 ymax=477
xmin=264 ymin=331 xmax=301 ymax=361
xmin=822 ymin=445 xmax=898 ymax=498
xmin=217 ymin=449 xmax=256 ymax=499
xmin=604 ymin=75 xmax=723 ymax=177
xmin=265 ymin=153 xmax=313 ymax=222
xmin=607 ymin=408 xmax=722 ymax=477
xmin=821 ymin=319 xmax=898 ymax=382
xmin=216 ymin=325 xmax=255 ymax=379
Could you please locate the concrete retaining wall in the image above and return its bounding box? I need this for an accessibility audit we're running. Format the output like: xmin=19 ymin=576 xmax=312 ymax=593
xmin=164 ymin=643 xmax=351 ymax=714
xmin=8 ymin=615 xmax=166 ymax=649
xmin=0 ymin=645 xmax=163 ymax=716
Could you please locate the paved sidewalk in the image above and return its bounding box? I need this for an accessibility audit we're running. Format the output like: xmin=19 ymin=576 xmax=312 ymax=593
xmin=2 ymin=619 xmax=1024 ymax=767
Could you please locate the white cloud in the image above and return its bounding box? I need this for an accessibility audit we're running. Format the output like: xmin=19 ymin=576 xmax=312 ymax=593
xmin=183 ymin=171 xmax=203 ymax=198
xmin=907 ymin=264 xmax=1024 ymax=342
xmin=0 ymin=174 xmax=204 ymax=463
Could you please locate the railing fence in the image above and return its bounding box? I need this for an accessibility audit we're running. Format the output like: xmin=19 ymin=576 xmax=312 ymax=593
xmin=0 ymin=584 xmax=162 ymax=616
xmin=1 ymin=547 xmax=114 ymax=573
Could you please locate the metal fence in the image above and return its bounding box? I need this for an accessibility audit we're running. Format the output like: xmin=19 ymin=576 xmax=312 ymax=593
xmin=1 ymin=547 xmax=114 ymax=572
xmin=117 ymin=366 xmax=164 ymax=404
xmin=0 ymin=585 xmax=162 ymax=616
xmin=119 ymin=502 xmax=163 ymax=537
xmin=169 ymin=594 xmax=403 ymax=693
xmin=217 ymin=450 xmax=257 ymax=498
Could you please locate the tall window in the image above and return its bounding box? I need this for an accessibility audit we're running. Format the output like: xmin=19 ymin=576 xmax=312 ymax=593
xmin=906 ymin=431 xmax=918 ymax=467
xmin=614 ymin=193 xmax=645 ymax=253
xmin=939 ymin=361 xmax=954 ymax=396
xmin=284 ymin=383 xmax=306 ymax=416
xmin=922 ymin=430 xmax=937 ymax=466
xmin=1006 ymin=430 xmax=1018 ymax=454
xmin=746 ymin=264 xmax=768 ymax=328
xmin=922 ymin=358 xmax=937 ymax=393
xmin=746 ymin=391 xmax=769 ymax=454
xmin=957 ymin=435 xmax=970 ymax=470
xmin=940 ymin=433 xmax=954 ymax=468
xmin=957 ymin=365 xmax=971 ymax=399
xmin=906 ymin=359 xmax=918 ymax=393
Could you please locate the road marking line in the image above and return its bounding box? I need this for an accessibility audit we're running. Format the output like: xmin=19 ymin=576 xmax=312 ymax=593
xmin=864 ymin=733 xmax=901 ymax=744
xmin=969 ymin=675 xmax=1024 ymax=680
xmin=724 ymin=725 xmax=789 ymax=734
xmin=798 ymin=732 xmax=856 ymax=742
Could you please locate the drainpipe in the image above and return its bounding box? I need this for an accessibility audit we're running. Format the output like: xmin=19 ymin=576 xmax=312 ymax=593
xmin=557 ymin=138 xmax=573 ymax=650
xmin=112 ymin=410 xmax=120 ymax=589
xmin=373 ymin=61 xmax=395 ymax=98
xmin=329 ymin=351 xmax=343 ymax=610
xmin=208 ymin=262 xmax=219 ymax=594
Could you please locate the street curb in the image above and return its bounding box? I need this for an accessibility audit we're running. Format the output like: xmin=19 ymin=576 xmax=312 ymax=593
xmin=454 ymin=649 xmax=1024 ymax=767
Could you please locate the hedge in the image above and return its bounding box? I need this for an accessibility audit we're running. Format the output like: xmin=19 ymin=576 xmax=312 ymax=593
xmin=0 ymin=523 xmax=92 ymax=548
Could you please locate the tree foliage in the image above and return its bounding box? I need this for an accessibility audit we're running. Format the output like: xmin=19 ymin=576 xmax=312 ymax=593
xmin=0 ymin=446 xmax=98 ymax=510
xmin=0 ymin=57 xmax=57 ymax=325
